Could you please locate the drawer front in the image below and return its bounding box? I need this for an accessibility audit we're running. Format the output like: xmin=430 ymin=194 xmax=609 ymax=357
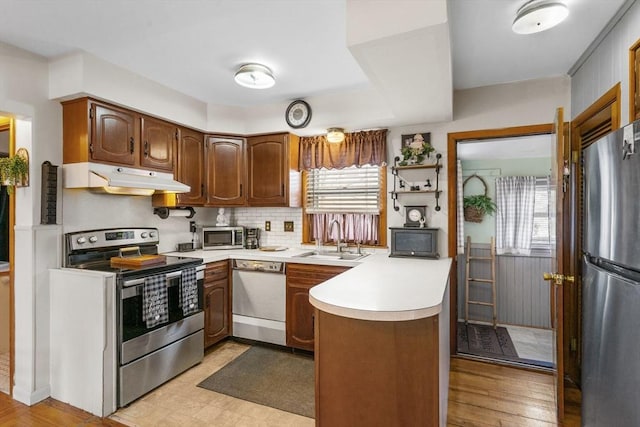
xmin=205 ymin=260 xmax=228 ymax=282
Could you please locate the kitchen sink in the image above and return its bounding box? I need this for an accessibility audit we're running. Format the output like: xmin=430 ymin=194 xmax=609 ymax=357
xmin=294 ymin=250 xmax=369 ymax=261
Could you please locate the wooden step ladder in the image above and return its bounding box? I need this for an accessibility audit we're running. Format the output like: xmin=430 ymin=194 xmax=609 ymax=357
xmin=464 ymin=236 xmax=497 ymax=328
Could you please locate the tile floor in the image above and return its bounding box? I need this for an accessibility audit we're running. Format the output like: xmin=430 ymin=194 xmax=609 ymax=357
xmin=505 ymin=324 xmax=553 ymax=363
xmin=110 ymin=340 xmax=315 ymax=427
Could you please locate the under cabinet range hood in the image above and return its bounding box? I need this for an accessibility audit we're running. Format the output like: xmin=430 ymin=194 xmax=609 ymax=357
xmin=63 ymin=162 xmax=190 ymax=195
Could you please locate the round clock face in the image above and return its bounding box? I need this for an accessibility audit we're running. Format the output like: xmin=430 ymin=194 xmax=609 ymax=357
xmin=408 ymin=209 xmax=423 ymax=222
xmin=285 ymin=100 xmax=312 ymax=129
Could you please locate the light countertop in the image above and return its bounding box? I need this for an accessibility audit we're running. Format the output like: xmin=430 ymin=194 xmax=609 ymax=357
xmin=164 ymin=248 xmax=452 ymax=322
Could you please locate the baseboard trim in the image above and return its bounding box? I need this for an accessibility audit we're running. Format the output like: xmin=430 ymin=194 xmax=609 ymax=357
xmin=12 ymin=385 xmax=50 ymax=405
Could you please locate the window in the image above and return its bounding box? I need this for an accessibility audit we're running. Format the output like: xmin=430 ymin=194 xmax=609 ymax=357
xmin=531 ymin=176 xmax=553 ymax=249
xmin=303 ymin=165 xmax=386 ymax=246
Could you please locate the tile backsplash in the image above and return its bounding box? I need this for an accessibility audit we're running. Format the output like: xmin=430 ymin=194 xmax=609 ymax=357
xmin=229 ymin=207 xmax=303 ymax=248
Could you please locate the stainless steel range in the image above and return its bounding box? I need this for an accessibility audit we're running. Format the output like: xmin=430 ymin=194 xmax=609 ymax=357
xmin=50 ymin=227 xmax=204 ymax=415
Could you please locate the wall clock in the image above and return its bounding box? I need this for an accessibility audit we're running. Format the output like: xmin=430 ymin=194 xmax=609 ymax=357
xmin=404 ymin=205 xmax=427 ymax=227
xmin=285 ymin=100 xmax=312 ymax=129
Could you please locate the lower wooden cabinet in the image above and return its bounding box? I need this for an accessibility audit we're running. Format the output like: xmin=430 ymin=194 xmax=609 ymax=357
xmin=286 ymin=263 xmax=350 ymax=351
xmin=203 ymin=261 xmax=231 ymax=348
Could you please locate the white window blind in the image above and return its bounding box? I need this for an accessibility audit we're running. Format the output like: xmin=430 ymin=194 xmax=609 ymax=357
xmin=305 ymin=165 xmax=381 ymax=214
xmin=531 ymin=176 xmax=553 ymax=248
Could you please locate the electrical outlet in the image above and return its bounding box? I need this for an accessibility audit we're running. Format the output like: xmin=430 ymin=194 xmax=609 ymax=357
xmin=265 ymin=221 xmax=271 ymax=231
xmin=189 ymin=221 xmax=196 ymax=233
xmin=284 ymin=221 xmax=294 ymax=232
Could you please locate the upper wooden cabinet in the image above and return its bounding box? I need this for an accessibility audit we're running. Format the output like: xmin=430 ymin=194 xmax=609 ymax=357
xmin=206 ymin=136 xmax=246 ymax=207
xmin=91 ymin=103 xmax=138 ymax=166
xmin=246 ymin=133 xmax=300 ymax=207
xmin=62 ymin=97 xmax=175 ymax=173
xmin=176 ymin=127 xmax=206 ymax=206
xmin=140 ymin=116 xmax=176 ymax=171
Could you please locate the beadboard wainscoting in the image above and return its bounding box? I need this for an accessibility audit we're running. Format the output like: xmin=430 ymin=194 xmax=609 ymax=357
xmin=457 ymin=243 xmax=552 ymax=328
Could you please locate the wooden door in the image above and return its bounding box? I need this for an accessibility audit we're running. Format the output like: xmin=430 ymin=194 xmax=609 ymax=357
xmin=546 ymin=107 xmax=571 ymax=423
xmin=176 ymin=128 xmax=206 ymax=206
xmin=140 ymin=116 xmax=175 ymax=171
xmin=246 ymin=134 xmax=288 ymax=206
xmin=206 ymin=136 xmax=245 ymax=206
xmin=91 ymin=103 xmax=137 ymax=166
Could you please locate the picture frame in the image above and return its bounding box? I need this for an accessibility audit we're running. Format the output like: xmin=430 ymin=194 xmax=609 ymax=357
xmin=401 ymin=132 xmax=431 ymax=149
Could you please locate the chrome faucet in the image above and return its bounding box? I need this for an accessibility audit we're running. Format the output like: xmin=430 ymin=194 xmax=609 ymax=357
xmin=328 ymin=219 xmax=347 ymax=252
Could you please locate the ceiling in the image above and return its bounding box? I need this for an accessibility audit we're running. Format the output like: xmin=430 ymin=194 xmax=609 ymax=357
xmin=0 ymin=0 xmax=629 ymax=126
xmin=458 ymin=134 xmax=551 ymax=160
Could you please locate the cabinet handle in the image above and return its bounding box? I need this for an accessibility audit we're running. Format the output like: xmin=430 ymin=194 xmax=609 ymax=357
xmin=129 ymin=137 xmax=134 ymax=154
xmin=144 ymin=141 xmax=149 ymax=157
xmin=201 ymin=184 xmax=205 ymax=196
xmin=240 ymin=184 xmax=242 ymax=197
xmin=312 ymin=313 xmax=315 ymax=334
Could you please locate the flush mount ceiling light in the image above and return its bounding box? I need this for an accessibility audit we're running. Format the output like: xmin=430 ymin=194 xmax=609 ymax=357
xmin=234 ymin=63 xmax=275 ymax=89
xmin=326 ymin=127 xmax=345 ymax=143
xmin=512 ymin=0 xmax=569 ymax=35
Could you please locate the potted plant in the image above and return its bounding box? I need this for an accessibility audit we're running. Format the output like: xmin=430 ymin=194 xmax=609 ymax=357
xmin=463 ymin=194 xmax=497 ymax=223
xmin=0 ymin=150 xmax=29 ymax=193
xmin=463 ymin=174 xmax=496 ymax=223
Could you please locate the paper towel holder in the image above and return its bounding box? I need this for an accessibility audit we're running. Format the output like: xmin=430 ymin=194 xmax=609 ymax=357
xmin=153 ymin=207 xmax=196 ymax=219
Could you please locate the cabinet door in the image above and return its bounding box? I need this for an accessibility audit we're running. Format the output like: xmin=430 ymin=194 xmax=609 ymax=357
xmin=91 ymin=103 xmax=137 ymax=166
xmin=286 ymin=282 xmax=315 ymax=351
xmin=204 ymin=278 xmax=230 ymax=348
xmin=286 ymin=263 xmax=350 ymax=350
xmin=246 ymin=134 xmax=288 ymax=206
xmin=176 ymin=128 xmax=206 ymax=206
xmin=206 ymin=136 xmax=246 ymax=206
xmin=140 ymin=116 xmax=176 ymax=171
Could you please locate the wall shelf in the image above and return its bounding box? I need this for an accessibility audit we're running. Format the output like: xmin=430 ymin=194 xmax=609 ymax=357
xmin=391 ymin=153 xmax=442 ymax=212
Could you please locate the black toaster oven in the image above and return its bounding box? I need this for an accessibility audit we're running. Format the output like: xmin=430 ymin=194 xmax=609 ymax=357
xmin=389 ymin=227 xmax=439 ymax=258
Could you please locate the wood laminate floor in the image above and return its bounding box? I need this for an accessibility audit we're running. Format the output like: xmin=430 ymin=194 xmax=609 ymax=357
xmin=0 ymin=342 xmax=581 ymax=426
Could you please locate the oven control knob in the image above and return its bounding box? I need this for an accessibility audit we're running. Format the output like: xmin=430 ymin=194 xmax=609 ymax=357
xmin=76 ymin=237 xmax=87 ymax=244
xmin=141 ymin=232 xmax=149 ymax=238
xmin=89 ymin=236 xmax=98 ymax=243
xmin=149 ymin=231 xmax=157 ymax=238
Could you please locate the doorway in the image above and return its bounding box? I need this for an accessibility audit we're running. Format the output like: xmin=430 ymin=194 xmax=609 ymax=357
xmin=455 ymin=134 xmax=554 ymax=368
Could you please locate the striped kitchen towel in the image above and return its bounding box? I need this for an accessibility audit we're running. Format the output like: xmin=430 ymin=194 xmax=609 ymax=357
xmin=180 ymin=267 xmax=199 ymax=316
xmin=143 ymin=274 xmax=168 ymax=328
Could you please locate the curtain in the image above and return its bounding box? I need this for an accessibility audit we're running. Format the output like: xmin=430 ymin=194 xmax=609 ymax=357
xmin=457 ymin=160 xmax=465 ymax=254
xmin=299 ymin=129 xmax=387 ymax=170
xmin=312 ymin=213 xmax=379 ymax=245
xmin=495 ymin=176 xmax=536 ymax=255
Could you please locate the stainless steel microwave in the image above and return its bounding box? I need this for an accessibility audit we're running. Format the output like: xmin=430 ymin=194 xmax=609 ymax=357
xmin=389 ymin=227 xmax=439 ymax=258
xmin=200 ymin=226 xmax=244 ymax=250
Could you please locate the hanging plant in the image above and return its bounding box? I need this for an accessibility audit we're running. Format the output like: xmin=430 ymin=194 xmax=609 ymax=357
xmin=0 ymin=148 xmax=29 ymax=193
xmin=463 ymin=174 xmax=496 ymax=223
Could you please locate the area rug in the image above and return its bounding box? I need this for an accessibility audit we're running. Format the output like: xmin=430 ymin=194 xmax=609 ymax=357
xmin=197 ymin=346 xmax=314 ymax=418
xmin=457 ymin=322 xmax=518 ymax=358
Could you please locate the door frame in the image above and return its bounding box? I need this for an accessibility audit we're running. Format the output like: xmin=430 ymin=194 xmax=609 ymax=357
xmin=0 ymin=118 xmax=14 ymax=397
xmin=447 ymin=123 xmax=553 ymax=356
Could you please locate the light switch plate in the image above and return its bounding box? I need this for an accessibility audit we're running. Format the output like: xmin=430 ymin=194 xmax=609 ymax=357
xmin=265 ymin=221 xmax=271 ymax=231
xmin=284 ymin=221 xmax=294 ymax=232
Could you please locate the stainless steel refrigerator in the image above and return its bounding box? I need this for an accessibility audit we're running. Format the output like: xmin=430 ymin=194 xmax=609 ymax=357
xmin=582 ymin=120 xmax=640 ymax=426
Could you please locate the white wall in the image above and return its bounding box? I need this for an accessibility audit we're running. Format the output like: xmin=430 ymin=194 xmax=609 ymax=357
xmin=0 ymin=41 xmax=62 ymax=405
xmin=571 ymin=1 xmax=640 ymax=124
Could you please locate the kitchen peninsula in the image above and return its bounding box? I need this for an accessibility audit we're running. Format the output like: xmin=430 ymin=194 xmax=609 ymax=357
xmin=310 ymin=255 xmax=452 ymax=427
xmin=170 ymin=248 xmax=452 ymax=426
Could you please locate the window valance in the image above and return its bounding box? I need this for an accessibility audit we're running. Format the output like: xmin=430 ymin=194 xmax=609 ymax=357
xmin=299 ymin=129 xmax=387 ymax=170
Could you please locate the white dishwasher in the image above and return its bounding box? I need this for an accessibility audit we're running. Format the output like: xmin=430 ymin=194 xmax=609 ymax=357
xmin=232 ymin=259 xmax=286 ymax=346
